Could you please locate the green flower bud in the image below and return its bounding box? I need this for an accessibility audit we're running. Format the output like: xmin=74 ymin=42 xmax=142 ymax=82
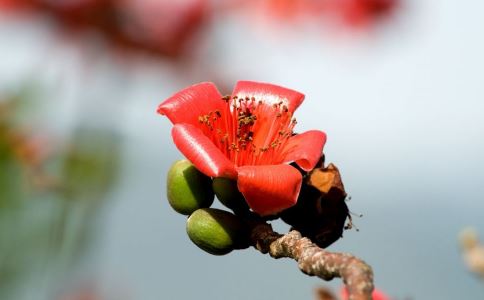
xmin=212 ymin=177 xmax=249 ymax=213
xmin=167 ymin=160 xmax=214 ymax=215
xmin=186 ymin=208 xmax=249 ymax=255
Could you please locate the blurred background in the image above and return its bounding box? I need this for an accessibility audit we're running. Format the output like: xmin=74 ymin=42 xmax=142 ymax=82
xmin=1 ymin=0 xmax=483 ymax=299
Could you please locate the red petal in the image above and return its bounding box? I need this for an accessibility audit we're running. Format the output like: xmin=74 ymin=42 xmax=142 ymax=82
xmin=157 ymin=82 xmax=224 ymax=126
xmin=232 ymin=81 xmax=304 ymax=113
xmin=237 ymin=165 xmax=302 ymax=216
xmin=281 ymin=130 xmax=327 ymax=171
xmin=172 ymin=124 xmax=237 ymax=179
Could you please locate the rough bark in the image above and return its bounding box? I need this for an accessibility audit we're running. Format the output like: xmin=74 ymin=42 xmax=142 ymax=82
xmin=249 ymin=221 xmax=374 ymax=300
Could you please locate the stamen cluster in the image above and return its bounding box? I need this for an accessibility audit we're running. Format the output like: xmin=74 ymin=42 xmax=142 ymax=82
xmin=198 ymin=96 xmax=297 ymax=166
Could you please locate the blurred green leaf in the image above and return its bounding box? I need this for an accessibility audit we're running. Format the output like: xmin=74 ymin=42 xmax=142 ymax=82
xmin=1 ymin=90 xmax=121 ymax=299
xmin=60 ymin=127 xmax=120 ymax=203
xmin=0 ymin=128 xmax=27 ymax=209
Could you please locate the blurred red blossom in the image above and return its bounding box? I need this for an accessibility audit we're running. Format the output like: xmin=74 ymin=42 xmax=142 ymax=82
xmin=0 ymin=0 xmax=209 ymax=57
xmin=323 ymin=0 xmax=399 ymax=28
xmin=341 ymin=286 xmax=390 ymax=300
xmin=228 ymin=0 xmax=399 ymax=30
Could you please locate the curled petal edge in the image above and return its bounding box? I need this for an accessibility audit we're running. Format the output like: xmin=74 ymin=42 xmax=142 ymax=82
xmin=237 ymin=164 xmax=302 ymax=216
xmin=158 ymin=82 xmax=224 ymax=127
xmin=281 ymin=130 xmax=327 ymax=171
xmin=232 ymin=80 xmax=305 ymax=113
xmin=172 ymin=124 xmax=237 ymax=179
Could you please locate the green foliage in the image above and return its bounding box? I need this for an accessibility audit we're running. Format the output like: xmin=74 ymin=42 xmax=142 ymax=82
xmin=60 ymin=128 xmax=120 ymax=203
xmin=0 ymin=90 xmax=121 ymax=299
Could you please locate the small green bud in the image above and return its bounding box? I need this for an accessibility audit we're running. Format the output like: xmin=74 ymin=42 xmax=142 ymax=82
xmin=167 ymin=160 xmax=214 ymax=215
xmin=212 ymin=177 xmax=249 ymax=213
xmin=186 ymin=208 xmax=249 ymax=255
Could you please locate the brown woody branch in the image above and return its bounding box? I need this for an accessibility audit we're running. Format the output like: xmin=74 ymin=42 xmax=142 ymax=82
xmin=248 ymin=221 xmax=374 ymax=300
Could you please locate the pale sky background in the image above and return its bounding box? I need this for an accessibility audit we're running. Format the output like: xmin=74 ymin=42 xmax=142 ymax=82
xmin=1 ymin=1 xmax=484 ymax=299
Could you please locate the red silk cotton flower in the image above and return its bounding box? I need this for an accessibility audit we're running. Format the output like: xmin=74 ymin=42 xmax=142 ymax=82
xmin=158 ymin=81 xmax=327 ymax=216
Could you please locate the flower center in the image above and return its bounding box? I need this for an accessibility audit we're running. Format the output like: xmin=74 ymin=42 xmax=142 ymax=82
xmin=198 ymin=95 xmax=297 ymax=167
